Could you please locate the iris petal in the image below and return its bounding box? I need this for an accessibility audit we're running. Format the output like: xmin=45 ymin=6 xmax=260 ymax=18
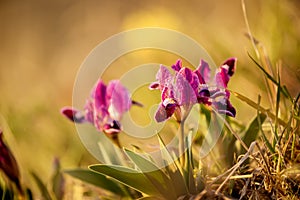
xmin=174 ymin=73 xmax=197 ymax=106
xmin=156 ymin=65 xmax=173 ymax=89
xmin=107 ymin=80 xmax=131 ymax=120
xmin=103 ymin=120 xmax=121 ymax=135
xmin=215 ymin=57 xmax=237 ymax=88
xmin=155 ymin=103 xmax=170 ymax=122
xmin=195 ymin=59 xmax=210 ymax=84
xmin=61 ymin=107 xmax=85 ymax=123
xmin=171 ymin=59 xmax=182 ymax=71
xmin=178 ymin=67 xmax=193 ymax=83
xmin=94 ymin=80 xmax=108 ymax=111
xmin=149 ymin=82 xmax=160 ymax=90
xmin=213 ymin=99 xmax=236 ymax=117
xmin=222 ymin=57 xmax=236 ymax=76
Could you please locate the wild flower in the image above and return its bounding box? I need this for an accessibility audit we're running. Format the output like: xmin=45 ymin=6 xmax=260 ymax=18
xmin=61 ymin=79 xmax=133 ymax=142
xmin=0 ymin=130 xmax=22 ymax=193
xmin=196 ymin=58 xmax=237 ymax=117
xmin=149 ymin=64 xmax=197 ymax=122
xmin=149 ymin=58 xmax=237 ymax=123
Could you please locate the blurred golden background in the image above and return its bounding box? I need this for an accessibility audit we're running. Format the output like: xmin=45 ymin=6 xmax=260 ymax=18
xmin=0 ymin=0 xmax=299 ymax=196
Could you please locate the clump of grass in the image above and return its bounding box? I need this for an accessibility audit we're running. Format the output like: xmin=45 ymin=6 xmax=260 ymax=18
xmin=229 ymin=53 xmax=300 ymax=199
xmin=193 ymin=47 xmax=299 ymax=200
xmin=200 ymin=2 xmax=300 ymax=198
xmin=187 ymin=2 xmax=300 ymax=199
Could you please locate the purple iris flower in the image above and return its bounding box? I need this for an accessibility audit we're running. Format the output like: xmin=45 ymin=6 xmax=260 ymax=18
xmin=150 ymin=58 xmax=237 ymax=122
xmin=201 ymin=57 xmax=237 ymax=117
xmin=179 ymin=57 xmax=236 ymax=117
xmin=61 ymin=79 xmax=132 ymax=135
xmin=150 ymin=63 xmax=197 ymax=122
xmin=0 ymin=130 xmax=22 ymax=193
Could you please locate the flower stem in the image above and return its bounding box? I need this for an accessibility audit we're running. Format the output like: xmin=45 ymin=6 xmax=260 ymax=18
xmin=179 ymin=119 xmax=185 ymax=165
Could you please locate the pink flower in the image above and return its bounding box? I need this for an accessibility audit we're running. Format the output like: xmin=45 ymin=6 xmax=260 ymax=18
xmin=150 ymin=58 xmax=237 ymax=122
xmin=198 ymin=57 xmax=237 ymax=117
xmin=0 ymin=129 xmax=22 ymax=193
xmin=150 ymin=64 xmax=197 ymax=122
xmin=61 ymin=79 xmax=132 ymax=135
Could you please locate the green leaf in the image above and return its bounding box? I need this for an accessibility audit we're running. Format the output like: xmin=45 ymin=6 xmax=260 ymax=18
xmin=64 ymin=169 xmax=127 ymax=197
xmin=124 ymin=149 xmax=162 ymax=173
xmin=242 ymin=113 xmax=266 ymax=146
xmin=157 ymin=134 xmax=188 ymax=197
xmin=89 ymin=164 xmax=161 ymax=197
xmin=157 ymin=134 xmax=177 ymax=167
xmin=124 ymin=149 xmax=177 ymax=199
xmin=30 ymin=171 xmax=52 ymax=200
xmin=241 ymin=113 xmax=267 ymax=154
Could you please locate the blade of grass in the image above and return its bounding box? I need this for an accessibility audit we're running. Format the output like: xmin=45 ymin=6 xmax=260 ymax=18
xmin=295 ymin=93 xmax=300 ymax=108
xmin=214 ymin=110 xmax=248 ymax=151
xmin=256 ymin=95 xmax=275 ymax=153
xmin=232 ymin=91 xmax=286 ymax=126
xmin=282 ymin=85 xmax=292 ymax=101
xmin=242 ymin=0 xmax=283 ymax=112
xmin=241 ymin=0 xmax=259 ymax=59
xmin=247 ymin=52 xmax=292 ymax=100
xmin=274 ymin=63 xmax=281 ymax=144
xmin=291 ymin=131 xmax=296 ymax=160
xmin=215 ymin=141 xmax=256 ymax=194
xmin=261 ymin=133 xmax=275 ymax=154
xmin=276 ymin=145 xmax=286 ymax=174
xmin=25 ymin=188 xmax=33 ymax=200
xmin=247 ymin=52 xmax=277 ymax=86
xmin=258 ymin=45 xmax=276 ymax=111
xmin=137 ymin=197 xmax=163 ymax=200
xmin=30 ymin=172 xmax=52 ymax=200
xmin=295 ymin=96 xmax=300 ymax=138
xmin=293 ymin=115 xmax=300 ymax=121
xmin=281 ymin=113 xmax=294 ymax=155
